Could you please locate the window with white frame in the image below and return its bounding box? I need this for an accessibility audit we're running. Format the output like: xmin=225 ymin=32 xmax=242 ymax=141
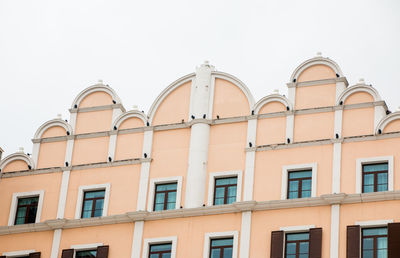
xmin=355 ymin=220 xmax=393 ymax=258
xmin=8 ymin=190 xmax=44 ymax=226
xmin=203 ymin=231 xmax=238 ymax=258
xmin=207 ymin=171 xmax=242 ymax=206
xmin=71 ymin=243 xmax=104 ymax=258
xmin=356 ymin=156 xmax=393 ymax=194
xmin=2 ymin=250 xmax=37 ymax=258
xmin=281 ymin=163 xmax=317 ymax=200
xmin=147 ymin=177 xmax=182 ymax=212
xmin=142 ymin=236 xmax=177 ymax=258
xmin=75 ymin=184 xmax=110 ymax=219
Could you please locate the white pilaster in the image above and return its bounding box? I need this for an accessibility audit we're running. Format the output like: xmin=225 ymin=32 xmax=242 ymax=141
xmin=56 ymin=170 xmax=70 ymax=219
xmin=288 ymin=86 xmax=296 ymax=107
xmin=112 ymin=108 xmax=123 ymax=125
xmin=50 ymin=229 xmax=62 ymax=258
xmin=334 ymin=109 xmax=343 ymax=137
xmin=243 ymin=118 xmax=257 ymax=201
xmin=69 ymin=112 xmax=77 ymax=131
xmin=64 ymin=139 xmax=74 ymax=165
xmin=374 ymin=105 xmax=386 ymax=131
xmin=131 ymin=221 xmax=144 ymax=258
xmin=239 ymin=211 xmax=252 ymax=258
xmin=335 ymin=81 xmax=347 ymax=101
xmin=285 ymin=114 xmax=294 ymax=142
xmin=331 ymin=143 xmax=342 ymax=194
xmin=31 ymin=142 xmax=40 ymax=167
xmin=107 ymin=134 xmax=117 ymax=160
xmin=136 ymin=130 xmax=153 ymax=211
xmin=330 ymin=204 xmax=340 ymax=258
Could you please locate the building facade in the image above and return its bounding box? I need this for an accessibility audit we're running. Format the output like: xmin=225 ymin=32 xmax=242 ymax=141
xmin=0 ymin=55 xmax=400 ymax=258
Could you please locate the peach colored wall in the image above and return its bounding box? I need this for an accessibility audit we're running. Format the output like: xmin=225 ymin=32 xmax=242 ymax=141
xmin=341 ymin=138 xmax=400 ymax=193
xmin=250 ymin=206 xmax=331 ymax=258
xmin=339 ymin=201 xmax=400 ymax=258
xmin=344 ymin=91 xmax=374 ymax=105
xmin=59 ymin=223 xmax=134 ymax=258
xmin=64 ymin=165 xmax=141 ymax=219
xmin=114 ymin=132 xmax=144 ymax=161
xmin=79 ymin=91 xmax=113 ymax=108
xmin=294 ymin=112 xmax=334 ymax=142
xmin=259 ymin=101 xmax=286 ymax=114
xmin=37 ymin=141 xmax=67 ymax=169
xmin=212 ymin=79 xmax=250 ymax=118
xmin=152 ymin=81 xmax=191 ymax=126
xmin=41 ymin=126 xmax=66 ymax=138
xmin=119 ymin=117 xmax=144 ymax=129
xmin=72 ymin=137 xmax=109 ymax=165
xmin=0 ymin=173 xmax=61 ymax=225
xmin=142 ymin=213 xmax=242 ymax=257
xmin=383 ymin=119 xmax=400 ymax=133
xmin=256 ymin=117 xmax=286 ymax=145
xmin=75 ymin=110 xmax=113 ymax=134
xmin=342 ymin=107 xmax=374 ymax=137
xmin=0 ymin=231 xmax=53 ymax=256
xmin=2 ymin=160 xmax=29 ymax=172
xmin=295 ymin=84 xmax=336 ymax=109
xmin=297 ymin=64 xmax=336 ymax=82
xmin=254 ymin=144 xmax=333 ymax=201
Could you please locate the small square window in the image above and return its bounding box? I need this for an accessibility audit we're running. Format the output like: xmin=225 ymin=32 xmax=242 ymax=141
xmin=287 ymin=170 xmax=312 ymax=199
xmin=81 ymin=190 xmax=105 ymax=218
xmin=214 ymin=177 xmax=237 ymax=205
xmin=362 ymin=227 xmax=387 ymax=258
xmin=143 ymin=237 xmax=177 ymax=258
xmin=76 ymin=250 xmax=97 ymax=258
xmin=154 ymin=183 xmax=177 ymax=211
xmin=210 ymin=238 xmax=233 ymax=258
xmin=14 ymin=196 xmax=39 ymax=225
xmin=149 ymin=243 xmax=172 ymax=257
xmin=362 ymin=163 xmax=388 ymax=193
xmin=285 ymin=232 xmax=310 ymax=258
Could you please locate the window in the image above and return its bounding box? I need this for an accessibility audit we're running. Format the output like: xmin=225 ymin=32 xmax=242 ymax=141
xmin=362 ymin=163 xmax=388 ymax=193
xmin=1 ymin=250 xmax=38 ymax=257
xmin=287 ymin=170 xmax=312 ymax=199
xmin=214 ymin=177 xmax=237 ymax=205
xmin=76 ymin=250 xmax=97 ymax=258
xmin=149 ymin=243 xmax=172 ymax=258
xmin=14 ymin=196 xmax=39 ymax=225
xmin=81 ymin=190 xmax=105 ymax=218
xmin=154 ymin=183 xmax=177 ymax=211
xmin=210 ymin=238 xmax=233 ymax=258
xmin=362 ymin=227 xmax=387 ymax=258
xmin=285 ymin=232 xmax=309 ymax=258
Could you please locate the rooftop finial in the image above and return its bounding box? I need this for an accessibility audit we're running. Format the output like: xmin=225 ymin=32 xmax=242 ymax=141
xmin=132 ymin=105 xmax=138 ymax=110
xmin=397 ymin=106 xmax=400 ymax=112
xmin=57 ymin=114 xmax=62 ymax=119
xmin=18 ymin=147 xmax=24 ymax=153
xmin=316 ymin=52 xmax=322 ymax=57
xmin=98 ymin=79 xmax=103 ymax=84
xmin=273 ymin=89 xmax=279 ymax=94
xmin=359 ymin=78 xmax=365 ymax=84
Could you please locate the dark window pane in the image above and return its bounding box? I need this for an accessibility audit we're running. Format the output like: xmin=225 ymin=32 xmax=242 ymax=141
xmin=302 ymin=179 xmax=311 ymax=190
xmin=15 ymin=197 xmax=39 ymax=225
xmin=154 ymin=203 xmax=164 ymax=211
xmin=223 ymin=247 xmax=233 ymax=258
xmin=363 ymin=250 xmax=373 ymax=258
xmin=150 ymin=243 xmax=172 ymax=252
xmin=299 ymin=242 xmax=309 ymax=253
xmin=363 ymin=185 xmax=374 ymax=193
xmin=363 ymin=238 xmax=373 ymax=249
xmin=288 ymin=191 xmax=298 ymax=199
xmin=162 ymin=254 xmax=171 ymax=258
xmin=363 ymin=163 xmax=388 ymax=172
xmin=210 ymin=249 xmax=221 ymax=258
xmin=76 ymin=250 xmax=97 ymax=258
xmin=377 ymin=173 xmax=388 ymax=184
xmin=286 ymin=242 xmax=296 ymax=254
xmin=84 ymin=190 xmax=105 ymax=199
xmin=211 ymin=238 xmax=233 ymax=247
xmin=289 ymin=171 xmax=312 ymax=179
xmin=286 ymin=233 xmax=309 ymax=241
xmin=363 ymin=228 xmax=387 ymax=236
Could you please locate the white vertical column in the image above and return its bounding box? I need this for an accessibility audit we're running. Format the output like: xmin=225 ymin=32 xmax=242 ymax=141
xmin=69 ymin=112 xmax=77 ymax=131
xmin=331 ymin=143 xmax=342 ymax=194
xmin=330 ymin=204 xmax=340 ymax=258
xmin=136 ymin=130 xmax=153 ymax=211
xmin=108 ymin=134 xmax=118 ymax=161
xmin=64 ymin=138 xmax=74 ymax=166
xmin=243 ymin=118 xmax=257 ymax=201
xmin=239 ymin=211 xmax=252 ymax=258
xmin=56 ymin=171 xmax=71 ymax=218
xmin=50 ymin=229 xmax=62 ymax=258
xmin=31 ymin=142 xmax=40 ymax=167
xmin=184 ymin=62 xmax=214 ymax=208
xmin=374 ymin=105 xmax=386 ymax=131
xmin=285 ymin=113 xmax=294 ymax=143
xmin=131 ymin=221 xmax=144 ymax=258
xmin=335 ymin=81 xmax=347 ymax=101
xmin=334 ymin=109 xmax=343 ymax=137
xmin=287 ymin=86 xmax=296 ymax=107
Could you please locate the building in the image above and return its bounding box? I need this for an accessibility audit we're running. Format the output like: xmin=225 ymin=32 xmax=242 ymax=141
xmin=0 ymin=55 xmax=400 ymax=258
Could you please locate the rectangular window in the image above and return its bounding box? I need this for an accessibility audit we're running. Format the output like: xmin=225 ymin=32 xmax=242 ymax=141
xmin=287 ymin=170 xmax=312 ymax=199
xmin=14 ymin=196 xmax=39 ymax=225
xmin=210 ymin=238 xmax=233 ymax=258
xmin=362 ymin=163 xmax=388 ymax=193
xmin=285 ymin=232 xmax=309 ymax=258
xmin=76 ymin=250 xmax=97 ymax=258
xmin=81 ymin=190 xmax=105 ymax=218
xmin=149 ymin=243 xmax=172 ymax=258
xmin=213 ymin=177 xmax=237 ymax=205
xmin=154 ymin=183 xmax=177 ymax=211
xmin=362 ymin=227 xmax=387 ymax=258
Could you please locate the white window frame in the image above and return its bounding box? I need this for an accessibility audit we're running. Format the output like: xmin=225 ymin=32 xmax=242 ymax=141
xmin=207 ymin=171 xmax=242 ymax=206
xmin=147 ymin=176 xmax=182 ymax=212
xmin=281 ymin=163 xmax=317 ymax=200
xmin=71 ymin=243 xmax=103 ymax=258
xmin=8 ymin=190 xmax=45 ymax=226
xmin=355 ymin=219 xmax=393 ymax=227
xmin=2 ymin=250 xmax=36 ymax=257
xmin=356 ymin=156 xmax=393 ymax=194
xmin=142 ymin=236 xmax=177 ymax=258
xmin=74 ymin=183 xmax=110 ymax=219
xmin=280 ymin=225 xmax=315 ymax=258
xmin=203 ymin=231 xmax=239 ymax=258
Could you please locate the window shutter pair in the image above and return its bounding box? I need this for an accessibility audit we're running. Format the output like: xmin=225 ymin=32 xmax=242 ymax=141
xmin=0 ymin=253 xmax=40 ymax=258
xmin=346 ymin=223 xmax=400 ymax=258
xmin=61 ymin=246 xmax=109 ymax=258
xmin=270 ymin=228 xmax=322 ymax=258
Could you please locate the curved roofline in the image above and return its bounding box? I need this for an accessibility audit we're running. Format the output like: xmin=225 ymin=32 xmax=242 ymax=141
xmin=0 ymin=152 xmax=35 ymax=171
xmin=253 ymin=94 xmax=292 ymax=114
xmin=290 ymin=56 xmax=344 ymax=82
xmin=375 ymin=112 xmax=400 ymax=135
xmin=336 ymin=84 xmax=381 ymax=105
xmin=112 ymin=110 xmax=147 ymax=129
xmin=71 ymin=83 xmax=122 ymax=109
xmin=34 ymin=119 xmax=73 ymax=139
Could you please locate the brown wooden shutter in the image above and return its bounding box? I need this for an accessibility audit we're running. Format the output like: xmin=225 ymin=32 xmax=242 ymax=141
xmin=96 ymin=245 xmax=109 ymax=258
xmin=61 ymin=249 xmax=74 ymax=258
xmin=0 ymin=256 xmax=6 ymax=258
xmin=309 ymin=227 xmax=322 ymax=258
xmin=346 ymin=225 xmax=360 ymax=258
xmin=29 ymin=252 xmax=41 ymax=258
xmin=270 ymin=230 xmax=284 ymax=258
xmin=388 ymin=222 xmax=400 ymax=258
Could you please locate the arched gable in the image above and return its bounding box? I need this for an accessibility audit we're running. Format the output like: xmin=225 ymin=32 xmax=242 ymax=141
xmin=336 ymin=84 xmax=381 ymax=106
xmin=290 ymin=56 xmax=344 ymax=82
xmin=376 ymin=112 xmax=400 ymax=134
xmin=34 ymin=119 xmax=73 ymax=139
xmin=254 ymin=94 xmax=292 ymax=114
xmin=112 ymin=110 xmax=147 ymax=130
xmin=0 ymin=153 xmax=35 ymax=172
xmin=71 ymin=83 xmax=122 ymax=109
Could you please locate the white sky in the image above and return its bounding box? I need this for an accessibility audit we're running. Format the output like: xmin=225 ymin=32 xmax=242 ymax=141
xmin=0 ymin=0 xmax=399 ymax=157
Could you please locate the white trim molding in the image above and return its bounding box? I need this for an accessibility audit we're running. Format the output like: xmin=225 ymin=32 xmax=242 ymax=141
xmin=142 ymin=236 xmax=177 ymax=258
xmin=112 ymin=110 xmax=147 ymax=130
xmin=131 ymin=221 xmax=144 ymax=258
xmin=375 ymin=111 xmax=400 ymax=135
xmin=0 ymin=152 xmax=35 ymax=172
xmin=253 ymin=94 xmax=292 ymax=114
xmin=71 ymin=82 xmax=122 ymax=109
xmin=2 ymin=250 xmax=36 ymax=257
xmin=289 ymin=56 xmax=344 ymax=82
xmin=71 ymin=243 xmax=103 ymax=250
xmin=51 ymin=229 xmax=62 ymax=258
xmin=203 ymin=231 xmax=239 ymax=258
xmin=34 ymin=118 xmax=72 ymax=139
xmin=281 ymin=163 xmax=317 ymax=200
xmin=207 ymin=171 xmax=243 ymax=206
xmin=355 ymin=219 xmax=393 ymax=227
xmin=356 ymin=156 xmax=394 ymax=194
xmin=239 ymin=211 xmax=252 ymax=258
xmin=74 ymin=183 xmax=111 ymax=219
xmin=280 ymin=225 xmax=315 ymax=232
xmin=147 ymin=176 xmax=183 ymax=212
xmin=8 ymin=190 xmax=45 ymax=226
xmin=336 ymin=84 xmax=381 ymax=106
xmin=330 ymin=205 xmax=340 ymax=258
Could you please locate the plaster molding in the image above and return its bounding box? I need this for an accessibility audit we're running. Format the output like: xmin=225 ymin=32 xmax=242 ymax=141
xmin=375 ymin=111 xmax=400 ymax=135
xmin=203 ymin=231 xmax=239 ymax=258
xmin=74 ymin=183 xmax=111 ymax=219
xmin=34 ymin=118 xmax=72 ymax=139
xmin=142 ymin=236 xmax=177 ymax=258
xmin=8 ymin=190 xmax=45 ymax=226
xmin=207 ymin=171 xmax=242 ymax=206
xmin=289 ymin=56 xmax=344 ymax=82
xmin=0 ymin=152 xmax=35 ymax=171
xmin=253 ymin=94 xmax=293 ymax=114
xmin=70 ymin=83 xmax=122 ymax=109
xmin=336 ymin=84 xmax=381 ymax=105
xmin=112 ymin=110 xmax=147 ymax=129
xmin=69 ymin=103 xmax=126 ymax=113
